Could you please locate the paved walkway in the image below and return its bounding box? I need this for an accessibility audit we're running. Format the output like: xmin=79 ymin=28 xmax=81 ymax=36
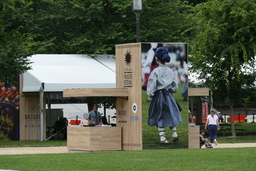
xmin=201 ymin=143 xmax=256 ymax=149
xmin=0 ymin=146 xmax=68 ymax=155
xmin=0 ymin=143 xmax=256 ymax=155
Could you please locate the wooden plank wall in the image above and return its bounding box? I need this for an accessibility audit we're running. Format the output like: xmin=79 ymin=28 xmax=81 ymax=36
xmin=67 ymin=127 xmax=122 ymax=151
xmin=188 ymin=125 xmax=200 ymax=149
xmin=115 ymin=43 xmax=142 ymax=150
xmin=188 ymin=88 xmax=209 ymax=96
xmin=19 ymin=76 xmax=46 ymax=141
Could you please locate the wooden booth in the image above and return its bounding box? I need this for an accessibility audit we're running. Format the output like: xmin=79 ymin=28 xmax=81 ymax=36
xmin=18 ymin=44 xmax=208 ymax=150
xmin=19 ymin=54 xmax=116 ymax=141
xmin=188 ymin=88 xmax=209 ymax=149
xmin=64 ymin=43 xmax=143 ymax=151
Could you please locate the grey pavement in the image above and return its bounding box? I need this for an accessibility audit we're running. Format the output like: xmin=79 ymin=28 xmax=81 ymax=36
xmin=1 ymin=143 xmax=256 ymax=155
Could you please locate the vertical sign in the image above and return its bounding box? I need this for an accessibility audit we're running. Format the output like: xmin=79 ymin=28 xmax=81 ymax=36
xmin=115 ymin=43 xmax=142 ymax=150
xmin=202 ymin=102 xmax=208 ymax=123
xmin=20 ymin=95 xmax=42 ymax=141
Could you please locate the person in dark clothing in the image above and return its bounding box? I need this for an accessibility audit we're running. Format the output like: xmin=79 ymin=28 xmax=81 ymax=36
xmin=200 ymin=130 xmax=213 ymax=148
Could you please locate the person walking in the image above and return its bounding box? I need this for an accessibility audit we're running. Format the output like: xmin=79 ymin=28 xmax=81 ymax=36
xmin=147 ymin=47 xmax=182 ymax=144
xmin=205 ymin=108 xmax=219 ymax=145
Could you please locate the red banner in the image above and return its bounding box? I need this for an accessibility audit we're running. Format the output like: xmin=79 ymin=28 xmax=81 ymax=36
xmin=202 ymin=102 xmax=208 ymax=123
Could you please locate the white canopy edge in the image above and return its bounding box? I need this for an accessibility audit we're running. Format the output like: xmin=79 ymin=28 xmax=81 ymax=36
xmin=22 ymin=54 xmax=116 ymax=92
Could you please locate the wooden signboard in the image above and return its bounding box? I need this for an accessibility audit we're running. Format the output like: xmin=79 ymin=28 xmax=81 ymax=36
xmin=19 ymin=76 xmax=46 ymax=141
xmin=115 ymin=43 xmax=142 ymax=150
xmin=188 ymin=125 xmax=200 ymax=149
xmin=188 ymin=88 xmax=209 ymax=96
xmin=19 ymin=93 xmax=46 ymax=141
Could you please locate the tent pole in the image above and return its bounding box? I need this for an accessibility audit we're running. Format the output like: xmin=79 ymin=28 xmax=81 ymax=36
xmin=39 ymin=83 xmax=44 ymax=141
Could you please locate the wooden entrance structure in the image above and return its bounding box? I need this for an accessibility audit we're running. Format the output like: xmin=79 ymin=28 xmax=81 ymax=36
xmin=64 ymin=43 xmax=142 ymax=151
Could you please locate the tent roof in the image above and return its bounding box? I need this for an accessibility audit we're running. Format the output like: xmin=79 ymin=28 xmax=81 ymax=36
xmin=22 ymin=54 xmax=116 ymax=92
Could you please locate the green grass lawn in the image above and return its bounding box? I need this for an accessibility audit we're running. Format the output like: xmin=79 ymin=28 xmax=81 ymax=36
xmin=216 ymin=122 xmax=256 ymax=143
xmin=1 ymin=148 xmax=256 ymax=171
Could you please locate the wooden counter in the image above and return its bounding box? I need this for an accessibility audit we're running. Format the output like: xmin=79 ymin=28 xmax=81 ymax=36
xmin=67 ymin=126 xmax=122 ymax=151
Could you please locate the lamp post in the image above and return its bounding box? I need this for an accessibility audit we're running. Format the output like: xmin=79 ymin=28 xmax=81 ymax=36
xmin=133 ymin=0 xmax=142 ymax=42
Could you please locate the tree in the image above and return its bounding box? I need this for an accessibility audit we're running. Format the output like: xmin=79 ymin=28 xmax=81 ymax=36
xmin=183 ymin=0 xmax=207 ymax=6
xmin=140 ymin=0 xmax=189 ymax=43
xmin=0 ymin=0 xmax=33 ymax=82
xmin=27 ymin=0 xmax=134 ymax=54
xmin=0 ymin=0 xmax=190 ymax=81
xmin=187 ymin=0 xmax=256 ymax=137
xmin=27 ymin=0 xmax=189 ymax=54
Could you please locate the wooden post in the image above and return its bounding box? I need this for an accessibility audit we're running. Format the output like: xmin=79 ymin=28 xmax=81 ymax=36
xmin=115 ymin=43 xmax=142 ymax=150
xmin=188 ymin=88 xmax=209 ymax=148
xmin=188 ymin=125 xmax=200 ymax=149
xmin=19 ymin=75 xmax=46 ymax=141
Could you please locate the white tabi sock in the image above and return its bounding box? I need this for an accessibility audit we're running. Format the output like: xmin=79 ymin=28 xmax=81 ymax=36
xmin=158 ymin=127 xmax=166 ymax=142
xmin=170 ymin=127 xmax=178 ymax=138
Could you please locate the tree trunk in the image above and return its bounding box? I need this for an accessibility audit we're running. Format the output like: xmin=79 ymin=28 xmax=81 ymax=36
xmin=196 ymin=98 xmax=202 ymax=123
xmin=245 ymin=101 xmax=248 ymax=116
xmin=230 ymin=104 xmax=236 ymax=137
xmin=210 ymin=91 xmax=213 ymax=109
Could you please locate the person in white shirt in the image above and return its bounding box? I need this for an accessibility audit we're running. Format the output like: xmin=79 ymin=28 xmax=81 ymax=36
xmin=205 ymin=108 xmax=220 ymax=145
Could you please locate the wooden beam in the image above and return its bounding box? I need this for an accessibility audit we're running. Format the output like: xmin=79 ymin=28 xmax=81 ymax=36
xmin=63 ymin=88 xmax=129 ymax=97
xmin=188 ymin=88 xmax=209 ymax=96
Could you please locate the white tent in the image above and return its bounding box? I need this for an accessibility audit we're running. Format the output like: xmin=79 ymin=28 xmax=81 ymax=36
xmin=22 ymin=54 xmax=116 ymax=92
xmin=21 ymin=54 xmax=116 ymax=141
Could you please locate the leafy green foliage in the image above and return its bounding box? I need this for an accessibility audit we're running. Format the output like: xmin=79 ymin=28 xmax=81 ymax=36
xmin=141 ymin=0 xmax=189 ymax=43
xmin=187 ymin=0 xmax=256 ymax=136
xmin=0 ymin=0 xmax=33 ymax=81
xmin=27 ymin=0 xmax=189 ymax=54
xmin=187 ymin=0 xmax=256 ymax=104
xmin=1 ymin=0 xmax=191 ymax=80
